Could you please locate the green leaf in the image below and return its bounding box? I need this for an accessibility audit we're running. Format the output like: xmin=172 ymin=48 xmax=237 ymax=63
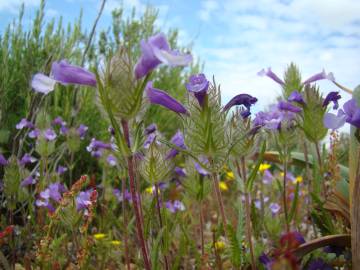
xmin=246 ymin=141 xmax=266 ymax=191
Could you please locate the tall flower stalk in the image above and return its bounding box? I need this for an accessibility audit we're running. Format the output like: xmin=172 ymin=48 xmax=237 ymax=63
xmin=237 ymin=158 xmax=256 ymax=270
xmin=121 ymin=120 xmax=151 ymax=270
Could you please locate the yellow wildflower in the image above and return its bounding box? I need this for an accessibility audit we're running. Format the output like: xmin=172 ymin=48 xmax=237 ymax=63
xmin=145 ymin=186 xmax=154 ymax=194
xmin=294 ymin=176 xmax=303 ymax=184
xmin=111 ymin=240 xmax=121 ymax=246
xmin=226 ymin=171 xmax=235 ymax=180
xmin=219 ymin=181 xmax=228 ymax=191
xmin=214 ymin=241 xmax=225 ymax=250
xmin=93 ymin=233 xmax=106 ymax=240
xmin=280 ymin=172 xmax=285 ymax=177
xmin=259 ymin=163 xmax=271 ymax=172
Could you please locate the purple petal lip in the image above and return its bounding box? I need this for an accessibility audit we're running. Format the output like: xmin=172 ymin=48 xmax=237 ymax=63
xmin=20 ymin=153 xmax=37 ymax=166
xmin=43 ymin=129 xmax=57 ymax=141
xmin=258 ymin=67 xmax=285 ymax=85
xmin=134 ymin=33 xmax=192 ymax=79
xmin=76 ymin=189 xmax=93 ymax=211
xmin=185 ymin=73 xmax=209 ymax=93
xmin=145 ymin=123 xmax=157 ymax=135
xmin=52 ymin=60 xmax=96 ymax=87
xmin=31 ymin=73 xmax=57 ymax=94
xmin=77 ymin=124 xmax=88 ymax=139
xmin=175 ymin=167 xmax=187 ymax=177
xmin=16 ymin=118 xmax=34 ymax=130
xmin=323 ymin=91 xmax=341 ymax=109
xmin=288 ymin=90 xmax=304 ymax=104
xmin=323 ymin=112 xmax=346 ymax=130
xmin=223 ymin=93 xmax=257 ymax=112
xmin=166 ymin=130 xmax=186 ymax=159
xmin=146 ymin=81 xmax=187 ymax=114
xmin=277 ymin=101 xmax=302 ymax=113
xmin=20 ymin=175 xmax=37 ymax=187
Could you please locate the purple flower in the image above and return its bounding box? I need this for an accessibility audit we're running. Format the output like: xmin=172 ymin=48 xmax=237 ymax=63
xmin=307 ymin=259 xmax=333 ymax=270
xmin=185 ymin=73 xmax=209 ymax=106
xmin=31 ymin=73 xmax=57 ymax=94
xmin=20 ymin=153 xmax=37 ymax=166
xmin=146 ymin=81 xmax=187 ymax=114
xmin=87 ymin=138 xmax=113 ymax=153
xmin=166 ymin=130 xmax=186 ymax=159
xmin=28 ymin=128 xmax=41 ymax=139
xmin=77 ymin=124 xmax=88 ymax=139
xmin=175 ymin=167 xmax=187 ymax=177
xmin=258 ymin=67 xmax=285 ymax=86
xmin=31 ymin=60 xmax=96 ymax=94
xmin=108 ymin=126 xmax=115 ymax=136
xmin=106 ymin=154 xmax=117 ymax=167
xmin=76 ymin=190 xmax=93 ymax=211
xmin=324 ymin=98 xmax=360 ymax=129
xmin=259 ymin=253 xmax=272 ymax=269
xmin=144 ymin=132 xmax=157 ymax=149
xmin=263 ymin=170 xmax=273 ymax=184
xmin=323 ymin=91 xmax=341 ymax=110
xmin=303 ymin=70 xmax=335 ymax=85
xmin=134 ymin=33 xmax=192 ymax=79
xmin=323 ymin=111 xmax=347 ymax=130
xmin=253 ymin=105 xmax=297 ymax=131
xmin=43 ymin=129 xmax=57 ymax=141
xmin=223 ymin=94 xmax=258 ymax=118
xmin=57 ymin=165 xmax=68 ymax=175
xmin=20 ymin=175 xmax=37 ymax=187
xmin=269 ymin=202 xmax=281 ymax=214
xmin=194 ymin=157 xmax=210 ymax=176
xmin=0 ymin=154 xmax=8 ymax=166
xmin=288 ymin=91 xmax=304 ymax=104
xmin=52 ymin=116 xmax=66 ymax=127
xmin=165 ymin=200 xmax=185 ymax=213
xmin=52 ymin=60 xmax=96 ymax=86
xmin=145 ymin=123 xmax=157 ymax=135
xmin=36 ymin=182 xmax=66 ymax=212
xmin=113 ymin=188 xmax=132 ymax=203
xmin=16 ymin=118 xmax=34 ymax=130
xmin=255 ymin=199 xmax=261 ymax=209
xmin=278 ymin=101 xmax=302 ymax=113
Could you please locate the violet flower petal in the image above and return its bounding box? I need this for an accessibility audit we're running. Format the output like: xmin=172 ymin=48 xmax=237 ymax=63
xmin=323 ymin=91 xmax=341 ymax=109
xmin=51 ymin=60 xmax=96 ymax=87
xmin=278 ymin=101 xmax=302 ymax=113
xmin=303 ymin=69 xmax=335 ymax=85
xmin=0 ymin=154 xmax=8 ymax=166
xmin=288 ymin=90 xmax=304 ymax=104
xmin=223 ymin=94 xmax=258 ymax=113
xmin=146 ymin=81 xmax=187 ymax=114
xmin=31 ymin=73 xmax=57 ymax=94
xmin=323 ymin=112 xmax=346 ymax=130
xmin=258 ymin=67 xmax=285 ymax=85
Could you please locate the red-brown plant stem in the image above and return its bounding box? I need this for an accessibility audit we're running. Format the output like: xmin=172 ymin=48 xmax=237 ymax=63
xmin=154 ymin=183 xmax=170 ymax=270
xmin=121 ymin=120 xmax=151 ymax=270
xmin=211 ymin=170 xmax=228 ymax=228
xmin=122 ymin=177 xmax=131 ymax=270
xmin=237 ymin=158 xmax=256 ymax=270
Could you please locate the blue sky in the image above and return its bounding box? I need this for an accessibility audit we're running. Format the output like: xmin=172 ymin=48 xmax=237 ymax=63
xmin=1 ymin=0 xmax=360 ymax=112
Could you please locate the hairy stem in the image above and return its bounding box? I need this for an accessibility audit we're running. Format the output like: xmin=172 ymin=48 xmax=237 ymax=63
xmin=121 ymin=120 xmax=151 ymax=270
xmin=238 ymin=158 xmax=256 ymax=270
xmin=315 ymin=142 xmax=326 ymax=197
xmin=122 ymin=177 xmax=131 ymax=270
xmin=155 ymin=183 xmax=169 ymax=270
xmin=199 ymin=199 xmax=205 ymax=257
xmin=211 ymin=171 xmax=227 ymax=228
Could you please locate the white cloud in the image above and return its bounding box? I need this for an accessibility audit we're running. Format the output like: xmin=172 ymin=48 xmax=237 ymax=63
xmin=195 ymin=0 xmax=359 ymax=109
xmin=198 ymin=0 xmax=219 ymax=21
xmin=0 ymin=0 xmax=40 ymax=13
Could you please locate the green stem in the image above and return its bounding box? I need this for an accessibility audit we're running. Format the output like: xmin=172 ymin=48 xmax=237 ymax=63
xmin=238 ymin=158 xmax=256 ymax=270
xmin=283 ymin=147 xmax=290 ymax=233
